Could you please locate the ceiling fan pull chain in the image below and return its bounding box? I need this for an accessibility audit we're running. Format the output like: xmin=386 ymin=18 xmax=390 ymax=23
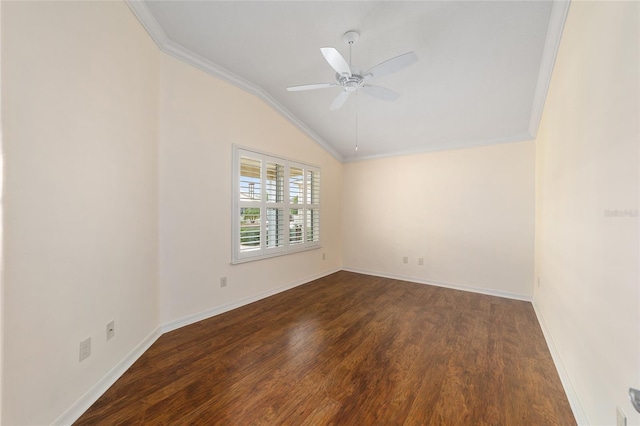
xmin=355 ymin=91 xmax=359 ymax=152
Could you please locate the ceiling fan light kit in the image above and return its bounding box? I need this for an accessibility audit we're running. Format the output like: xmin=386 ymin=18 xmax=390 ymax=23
xmin=287 ymin=30 xmax=418 ymax=111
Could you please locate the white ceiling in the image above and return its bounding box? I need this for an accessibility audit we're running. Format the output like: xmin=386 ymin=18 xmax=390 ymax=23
xmin=129 ymin=1 xmax=568 ymax=162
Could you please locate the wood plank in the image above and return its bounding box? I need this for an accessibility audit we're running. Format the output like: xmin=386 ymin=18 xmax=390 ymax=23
xmin=74 ymin=271 xmax=575 ymax=425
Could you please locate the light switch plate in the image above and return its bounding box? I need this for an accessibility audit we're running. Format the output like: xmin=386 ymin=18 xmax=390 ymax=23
xmin=79 ymin=337 xmax=91 ymax=362
xmin=106 ymin=320 xmax=115 ymax=341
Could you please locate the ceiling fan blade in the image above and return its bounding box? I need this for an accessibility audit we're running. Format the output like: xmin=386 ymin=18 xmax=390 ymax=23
xmin=362 ymin=85 xmax=401 ymax=101
xmin=364 ymin=51 xmax=418 ymax=80
xmin=330 ymin=90 xmax=350 ymax=110
xmin=287 ymin=83 xmax=338 ymax=92
xmin=320 ymin=47 xmax=352 ymax=77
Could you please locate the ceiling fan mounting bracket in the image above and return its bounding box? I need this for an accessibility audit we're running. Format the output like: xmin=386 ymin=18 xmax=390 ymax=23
xmin=342 ymin=30 xmax=360 ymax=46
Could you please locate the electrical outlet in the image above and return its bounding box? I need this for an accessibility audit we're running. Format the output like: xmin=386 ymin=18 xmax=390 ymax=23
xmin=616 ymin=406 xmax=627 ymax=426
xmin=418 ymin=258 xmax=424 ymax=266
xmin=220 ymin=276 xmax=227 ymax=288
xmin=322 ymin=253 xmax=326 ymax=260
xmin=106 ymin=320 xmax=115 ymax=341
xmin=403 ymin=256 xmax=408 ymax=264
xmin=537 ymin=277 xmax=541 ymax=288
xmin=79 ymin=337 xmax=91 ymax=362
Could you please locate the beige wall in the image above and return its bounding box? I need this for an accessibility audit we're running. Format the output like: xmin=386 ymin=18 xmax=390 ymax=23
xmin=2 ymin=2 xmax=160 ymax=424
xmin=342 ymin=141 xmax=535 ymax=299
xmin=1 ymin=2 xmax=343 ymax=423
xmin=157 ymin=54 xmax=343 ymax=325
xmin=534 ymin=2 xmax=639 ymax=425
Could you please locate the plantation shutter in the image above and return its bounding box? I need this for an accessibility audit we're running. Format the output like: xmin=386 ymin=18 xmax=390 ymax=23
xmin=233 ymin=147 xmax=321 ymax=263
xmin=238 ymin=155 xmax=262 ymax=256
xmin=265 ymin=157 xmax=286 ymax=253
xmin=306 ymin=168 xmax=320 ymax=243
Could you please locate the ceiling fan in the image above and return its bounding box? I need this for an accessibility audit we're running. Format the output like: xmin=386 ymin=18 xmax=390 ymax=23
xmin=287 ymin=31 xmax=418 ymax=110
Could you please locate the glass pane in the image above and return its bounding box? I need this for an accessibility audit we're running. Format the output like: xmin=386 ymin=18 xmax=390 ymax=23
xmin=266 ymin=162 xmax=284 ymax=203
xmin=289 ymin=208 xmax=303 ymax=245
xmin=240 ymin=207 xmax=260 ymax=252
xmin=306 ymin=170 xmax=320 ymax=204
xmin=240 ymin=156 xmax=261 ymax=201
xmin=266 ymin=208 xmax=284 ymax=248
xmin=306 ymin=209 xmax=320 ymax=242
xmin=289 ymin=166 xmax=303 ymax=205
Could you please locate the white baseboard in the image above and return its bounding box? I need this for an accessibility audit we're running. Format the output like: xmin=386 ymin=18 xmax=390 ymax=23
xmin=160 ymin=267 xmax=341 ymax=333
xmin=51 ymin=267 xmax=535 ymax=425
xmin=53 ymin=268 xmax=340 ymax=425
xmin=342 ymin=267 xmax=532 ymax=302
xmin=532 ymin=301 xmax=589 ymax=425
xmin=346 ymin=268 xmax=586 ymax=422
xmin=52 ymin=326 xmax=162 ymax=426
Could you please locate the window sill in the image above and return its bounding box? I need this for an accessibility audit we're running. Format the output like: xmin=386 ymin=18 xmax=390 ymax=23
xmin=231 ymin=244 xmax=322 ymax=265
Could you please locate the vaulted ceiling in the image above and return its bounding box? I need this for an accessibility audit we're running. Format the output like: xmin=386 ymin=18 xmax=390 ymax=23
xmin=128 ymin=1 xmax=569 ymax=162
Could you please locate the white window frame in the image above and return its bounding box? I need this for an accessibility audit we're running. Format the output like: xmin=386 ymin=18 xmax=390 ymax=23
xmin=232 ymin=146 xmax=321 ymax=264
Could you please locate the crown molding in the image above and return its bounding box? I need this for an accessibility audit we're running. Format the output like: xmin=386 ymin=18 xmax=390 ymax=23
xmin=125 ymin=0 xmax=168 ymax=47
xmin=342 ymin=133 xmax=534 ymax=163
xmin=528 ymin=0 xmax=571 ymax=138
xmin=126 ymin=0 xmax=568 ymax=163
xmin=125 ymin=0 xmax=344 ymax=162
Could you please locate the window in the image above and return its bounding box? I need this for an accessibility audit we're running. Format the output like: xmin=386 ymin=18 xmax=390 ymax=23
xmin=233 ymin=147 xmax=320 ymax=263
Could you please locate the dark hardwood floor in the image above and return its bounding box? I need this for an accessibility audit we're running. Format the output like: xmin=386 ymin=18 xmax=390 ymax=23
xmin=75 ymin=271 xmax=575 ymax=425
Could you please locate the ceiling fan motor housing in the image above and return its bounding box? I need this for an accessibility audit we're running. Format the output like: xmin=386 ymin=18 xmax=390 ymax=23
xmin=338 ymin=73 xmax=364 ymax=92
